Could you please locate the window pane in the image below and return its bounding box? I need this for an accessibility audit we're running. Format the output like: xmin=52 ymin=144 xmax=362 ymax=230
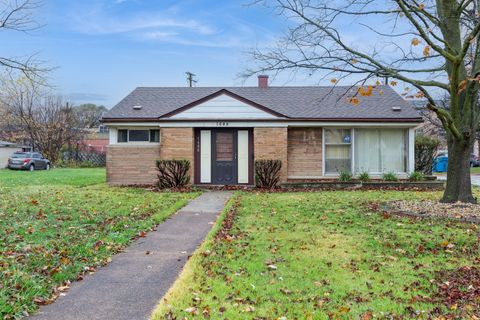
xmin=325 ymin=128 xmax=351 ymax=144
xmin=12 ymin=153 xmax=30 ymax=158
xmin=325 ymin=145 xmax=351 ymax=173
xmin=129 ymin=130 xmax=149 ymax=142
xmin=354 ymin=129 xmax=406 ymax=173
xmin=381 ymin=129 xmax=406 ymax=172
xmin=216 ymin=132 xmax=233 ymax=161
xmin=150 ymin=129 xmax=160 ymax=142
xmin=118 ymin=129 xmax=128 ymax=143
xmin=354 ymin=129 xmax=380 ymax=172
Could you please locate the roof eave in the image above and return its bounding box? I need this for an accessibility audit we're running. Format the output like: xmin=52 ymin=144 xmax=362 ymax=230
xmin=102 ymin=117 xmax=423 ymax=123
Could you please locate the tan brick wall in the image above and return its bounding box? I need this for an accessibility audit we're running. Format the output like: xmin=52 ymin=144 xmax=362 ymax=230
xmin=254 ymin=127 xmax=288 ymax=182
xmin=159 ymin=128 xmax=194 ymax=183
xmin=287 ymin=128 xmax=323 ymax=177
xmin=107 ymin=145 xmax=160 ymax=186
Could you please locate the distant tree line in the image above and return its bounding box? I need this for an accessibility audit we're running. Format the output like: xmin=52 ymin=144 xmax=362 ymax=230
xmin=0 ymin=74 xmax=107 ymax=164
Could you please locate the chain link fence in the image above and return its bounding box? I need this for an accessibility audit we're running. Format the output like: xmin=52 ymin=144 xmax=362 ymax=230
xmin=62 ymin=151 xmax=106 ymax=167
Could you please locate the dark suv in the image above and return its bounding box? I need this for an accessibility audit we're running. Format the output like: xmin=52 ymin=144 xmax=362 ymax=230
xmin=472 ymin=154 xmax=480 ymax=167
xmin=7 ymin=152 xmax=51 ymax=171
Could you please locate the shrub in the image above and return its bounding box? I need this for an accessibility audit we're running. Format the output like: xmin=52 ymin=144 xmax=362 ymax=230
xmin=156 ymin=160 xmax=190 ymax=189
xmin=358 ymin=171 xmax=370 ymax=182
xmin=415 ymin=135 xmax=440 ymax=175
xmin=338 ymin=171 xmax=353 ymax=182
xmin=255 ymin=159 xmax=282 ymax=188
xmin=382 ymin=171 xmax=398 ymax=181
xmin=408 ymin=171 xmax=424 ymax=181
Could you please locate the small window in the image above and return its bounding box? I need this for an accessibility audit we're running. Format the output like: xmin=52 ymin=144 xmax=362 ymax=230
xmin=118 ymin=129 xmax=128 ymax=143
xmin=98 ymin=125 xmax=109 ymax=133
xmin=128 ymin=130 xmax=149 ymax=142
xmin=324 ymin=128 xmax=352 ymax=174
xmin=150 ymin=129 xmax=160 ymax=143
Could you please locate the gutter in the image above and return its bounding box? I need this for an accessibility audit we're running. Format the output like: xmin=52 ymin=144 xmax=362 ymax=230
xmin=101 ymin=117 xmax=423 ymax=123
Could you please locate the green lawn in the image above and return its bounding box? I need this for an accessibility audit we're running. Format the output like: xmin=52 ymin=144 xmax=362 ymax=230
xmin=472 ymin=167 xmax=480 ymax=174
xmin=0 ymin=168 xmax=198 ymax=318
xmin=0 ymin=168 xmax=106 ymax=187
xmin=153 ymin=190 xmax=480 ymax=319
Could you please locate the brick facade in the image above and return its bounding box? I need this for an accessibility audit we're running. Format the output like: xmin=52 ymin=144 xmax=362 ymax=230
xmin=253 ymin=127 xmax=288 ymax=182
xmin=106 ymin=126 xmax=326 ymax=186
xmin=287 ymin=128 xmax=323 ymax=178
xmin=106 ymin=145 xmax=160 ymax=185
xmin=159 ymin=128 xmax=194 ymax=183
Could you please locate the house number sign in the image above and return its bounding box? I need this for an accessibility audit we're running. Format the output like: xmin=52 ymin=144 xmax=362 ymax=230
xmin=216 ymin=121 xmax=229 ymax=127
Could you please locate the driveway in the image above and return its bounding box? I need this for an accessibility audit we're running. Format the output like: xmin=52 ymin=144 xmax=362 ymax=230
xmin=30 ymin=191 xmax=233 ymax=320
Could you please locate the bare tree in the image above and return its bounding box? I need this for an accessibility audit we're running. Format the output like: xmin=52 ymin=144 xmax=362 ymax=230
xmin=246 ymin=0 xmax=480 ymax=203
xmin=0 ymin=75 xmax=83 ymax=164
xmin=1 ymin=0 xmax=47 ymax=77
xmin=74 ymin=104 xmax=108 ymax=129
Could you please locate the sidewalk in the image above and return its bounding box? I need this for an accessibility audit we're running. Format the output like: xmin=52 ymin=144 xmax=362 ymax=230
xmin=436 ymin=174 xmax=480 ymax=186
xmin=30 ymin=191 xmax=233 ymax=320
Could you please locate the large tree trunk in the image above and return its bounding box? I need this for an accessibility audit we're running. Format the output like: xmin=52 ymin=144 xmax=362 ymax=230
xmin=441 ymin=137 xmax=476 ymax=203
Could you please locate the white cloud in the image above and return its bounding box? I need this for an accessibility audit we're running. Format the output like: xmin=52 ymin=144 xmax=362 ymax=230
xmin=67 ymin=2 xmax=274 ymax=49
xmin=75 ymin=16 xmax=215 ymax=36
xmin=140 ymin=31 xmax=179 ymax=40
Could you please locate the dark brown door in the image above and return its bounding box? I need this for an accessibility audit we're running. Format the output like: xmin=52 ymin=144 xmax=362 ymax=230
xmin=212 ymin=130 xmax=237 ymax=184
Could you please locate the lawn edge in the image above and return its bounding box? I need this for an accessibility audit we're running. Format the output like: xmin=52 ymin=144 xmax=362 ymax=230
xmin=149 ymin=192 xmax=240 ymax=319
xmin=26 ymin=191 xmax=201 ymax=317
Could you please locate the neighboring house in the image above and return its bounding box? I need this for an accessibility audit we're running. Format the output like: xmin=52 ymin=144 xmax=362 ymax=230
xmin=0 ymin=141 xmax=31 ymax=168
xmin=80 ymin=127 xmax=109 ymax=153
xmin=101 ymin=76 xmax=422 ymax=186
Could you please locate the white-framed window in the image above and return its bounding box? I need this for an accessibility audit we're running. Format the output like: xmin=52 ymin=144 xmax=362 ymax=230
xmin=324 ymin=128 xmax=352 ymax=174
xmin=117 ymin=129 xmax=160 ymax=143
xmin=354 ymin=128 xmax=407 ymax=173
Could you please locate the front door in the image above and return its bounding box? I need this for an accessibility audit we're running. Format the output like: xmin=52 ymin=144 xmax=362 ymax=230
xmin=212 ymin=129 xmax=237 ymax=184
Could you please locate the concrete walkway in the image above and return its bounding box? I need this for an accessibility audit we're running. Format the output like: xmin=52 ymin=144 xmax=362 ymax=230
xmin=30 ymin=191 xmax=233 ymax=320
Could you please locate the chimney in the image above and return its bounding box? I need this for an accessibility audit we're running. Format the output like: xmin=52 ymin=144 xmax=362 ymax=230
xmin=258 ymin=75 xmax=269 ymax=88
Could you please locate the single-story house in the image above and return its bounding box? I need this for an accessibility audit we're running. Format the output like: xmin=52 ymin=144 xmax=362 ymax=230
xmin=101 ymin=76 xmax=422 ymax=186
xmin=0 ymin=141 xmax=31 ymax=168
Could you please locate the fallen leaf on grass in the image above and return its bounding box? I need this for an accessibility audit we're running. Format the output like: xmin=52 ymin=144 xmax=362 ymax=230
xmin=184 ymin=307 xmax=197 ymax=314
xmin=244 ymin=305 xmax=255 ymax=312
xmin=56 ymin=285 xmax=69 ymax=292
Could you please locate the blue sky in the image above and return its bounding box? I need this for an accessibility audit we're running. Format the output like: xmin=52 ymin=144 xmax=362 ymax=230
xmin=3 ymin=0 xmax=294 ymax=108
xmin=3 ymin=0 xmax=438 ymax=108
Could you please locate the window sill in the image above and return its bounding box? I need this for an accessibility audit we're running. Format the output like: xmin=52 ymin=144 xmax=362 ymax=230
xmin=109 ymin=143 xmax=160 ymax=147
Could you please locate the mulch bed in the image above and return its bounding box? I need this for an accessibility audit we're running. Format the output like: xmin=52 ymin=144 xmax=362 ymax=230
xmin=379 ymin=200 xmax=480 ymax=224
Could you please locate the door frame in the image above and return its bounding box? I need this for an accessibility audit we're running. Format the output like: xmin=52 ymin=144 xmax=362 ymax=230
xmin=194 ymin=128 xmax=254 ymax=185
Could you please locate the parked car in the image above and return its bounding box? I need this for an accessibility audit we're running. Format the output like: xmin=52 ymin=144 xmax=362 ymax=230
xmin=471 ymin=154 xmax=480 ymax=167
xmin=7 ymin=152 xmax=51 ymax=171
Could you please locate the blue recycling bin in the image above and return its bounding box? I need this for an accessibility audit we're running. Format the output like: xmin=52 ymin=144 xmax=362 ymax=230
xmin=433 ymin=156 xmax=448 ymax=173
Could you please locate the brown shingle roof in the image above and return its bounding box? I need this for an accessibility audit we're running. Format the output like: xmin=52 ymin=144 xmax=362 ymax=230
xmin=102 ymin=85 xmax=422 ymax=121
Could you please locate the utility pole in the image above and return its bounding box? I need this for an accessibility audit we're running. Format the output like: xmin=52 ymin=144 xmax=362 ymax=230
xmin=185 ymin=72 xmax=198 ymax=87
